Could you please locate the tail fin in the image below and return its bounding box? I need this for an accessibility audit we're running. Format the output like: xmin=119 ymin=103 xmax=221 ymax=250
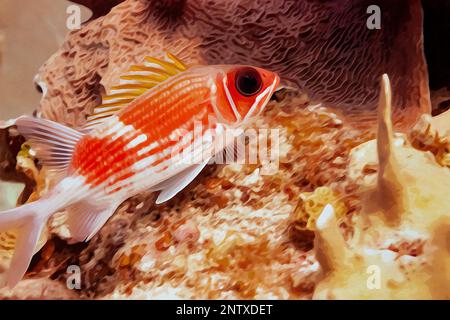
xmin=0 ymin=199 xmax=53 ymax=288
xmin=0 ymin=116 xmax=84 ymax=287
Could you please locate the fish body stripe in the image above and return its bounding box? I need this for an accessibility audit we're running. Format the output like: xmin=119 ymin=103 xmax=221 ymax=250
xmin=106 ymin=123 xmax=219 ymax=196
xmin=69 ymin=71 xmax=216 ymax=194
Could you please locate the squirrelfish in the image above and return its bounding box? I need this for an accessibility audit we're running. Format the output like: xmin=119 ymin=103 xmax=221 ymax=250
xmin=0 ymin=53 xmax=280 ymax=286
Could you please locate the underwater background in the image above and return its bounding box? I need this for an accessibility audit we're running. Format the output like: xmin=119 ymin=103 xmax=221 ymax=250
xmin=0 ymin=0 xmax=448 ymax=299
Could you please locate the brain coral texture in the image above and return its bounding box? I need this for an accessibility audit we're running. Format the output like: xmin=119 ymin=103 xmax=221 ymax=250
xmin=38 ymin=0 xmax=429 ymax=130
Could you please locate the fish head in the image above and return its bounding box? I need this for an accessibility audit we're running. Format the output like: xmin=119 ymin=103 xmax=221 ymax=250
xmin=211 ymin=65 xmax=280 ymax=125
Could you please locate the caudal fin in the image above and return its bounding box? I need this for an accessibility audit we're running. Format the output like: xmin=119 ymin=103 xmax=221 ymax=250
xmin=0 ymin=116 xmax=84 ymax=287
xmin=0 ymin=200 xmax=52 ymax=288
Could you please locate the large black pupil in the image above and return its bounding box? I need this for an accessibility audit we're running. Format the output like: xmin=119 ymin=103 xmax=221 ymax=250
xmin=235 ymin=68 xmax=262 ymax=96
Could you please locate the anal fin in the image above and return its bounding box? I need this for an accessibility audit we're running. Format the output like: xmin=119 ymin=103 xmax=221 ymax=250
xmin=155 ymin=159 xmax=210 ymax=204
xmin=66 ymin=199 xmax=120 ymax=242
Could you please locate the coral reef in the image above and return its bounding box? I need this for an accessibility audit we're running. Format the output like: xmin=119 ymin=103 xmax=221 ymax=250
xmin=2 ymin=73 xmax=447 ymax=299
xmin=313 ymin=76 xmax=450 ymax=299
xmin=0 ymin=0 xmax=448 ymax=299
xmin=2 ymin=92 xmax=371 ymax=299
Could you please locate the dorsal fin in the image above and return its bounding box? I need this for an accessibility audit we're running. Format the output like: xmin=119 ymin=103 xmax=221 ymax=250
xmin=83 ymin=53 xmax=188 ymax=131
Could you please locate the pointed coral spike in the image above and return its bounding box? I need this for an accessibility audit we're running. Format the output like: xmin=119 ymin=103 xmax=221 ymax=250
xmin=314 ymin=204 xmax=351 ymax=274
xmin=377 ymin=74 xmax=396 ymax=167
xmin=376 ymin=74 xmax=407 ymax=225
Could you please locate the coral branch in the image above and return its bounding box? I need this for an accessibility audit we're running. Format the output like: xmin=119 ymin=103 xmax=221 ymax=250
xmin=376 ymin=74 xmax=407 ymax=225
xmin=314 ymin=205 xmax=350 ymax=274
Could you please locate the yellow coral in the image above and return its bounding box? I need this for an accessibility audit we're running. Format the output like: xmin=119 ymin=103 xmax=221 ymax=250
xmin=16 ymin=143 xmax=51 ymax=200
xmin=292 ymin=186 xmax=347 ymax=231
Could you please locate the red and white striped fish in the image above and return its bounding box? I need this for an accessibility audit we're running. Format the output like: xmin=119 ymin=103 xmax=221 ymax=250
xmin=0 ymin=54 xmax=280 ymax=286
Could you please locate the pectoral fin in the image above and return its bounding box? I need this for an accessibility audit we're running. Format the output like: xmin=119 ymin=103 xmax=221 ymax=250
xmin=155 ymin=159 xmax=210 ymax=204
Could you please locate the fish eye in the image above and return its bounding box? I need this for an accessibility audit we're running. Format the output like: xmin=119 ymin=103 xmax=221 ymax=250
xmin=235 ymin=67 xmax=262 ymax=97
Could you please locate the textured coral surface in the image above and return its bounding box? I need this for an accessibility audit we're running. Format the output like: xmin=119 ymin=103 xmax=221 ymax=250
xmin=2 ymin=83 xmax=447 ymax=300
xmin=0 ymin=0 xmax=448 ymax=300
xmin=313 ymin=77 xmax=450 ymax=299
xmin=5 ymin=94 xmax=372 ymax=299
xmin=36 ymin=0 xmax=429 ymax=129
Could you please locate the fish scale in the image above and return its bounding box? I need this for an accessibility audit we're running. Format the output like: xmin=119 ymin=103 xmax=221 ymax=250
xmin=70 ymin=76 xmax=214 ymax=191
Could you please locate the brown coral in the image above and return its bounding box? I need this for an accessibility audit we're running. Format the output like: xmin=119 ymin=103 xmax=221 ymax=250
xmin=36 ymin=0 xmax=429 ymax=130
